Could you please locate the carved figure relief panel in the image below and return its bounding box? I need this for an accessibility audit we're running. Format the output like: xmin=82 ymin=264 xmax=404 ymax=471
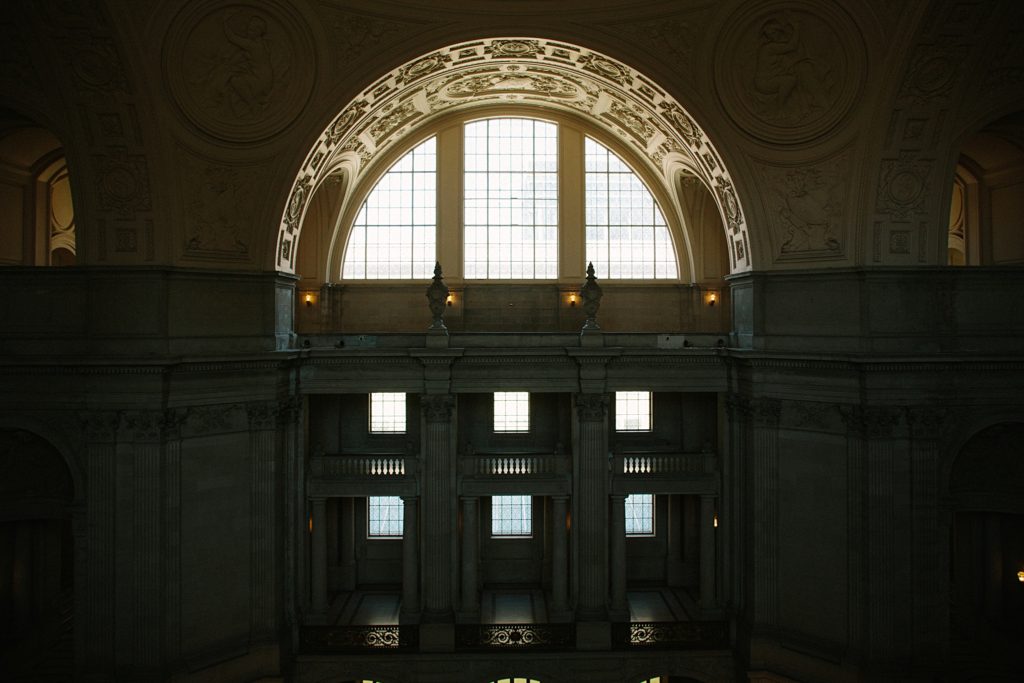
xmin=758 ymin=148 xmax=852 ymax=262
xmin=165 ymin=0 xmax=315 ymax=143
xmin=716 ymin=1 xmax=865 ymax=145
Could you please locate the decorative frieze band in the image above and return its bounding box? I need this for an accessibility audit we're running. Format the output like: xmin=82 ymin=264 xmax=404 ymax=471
xmin=421 ymin=394 xmax=454 ymax=423
xmin=574 ymin=393 xmax=608 ymax=422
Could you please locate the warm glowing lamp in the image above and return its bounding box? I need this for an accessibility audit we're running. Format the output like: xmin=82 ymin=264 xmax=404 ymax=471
xmin=706 ymin=291 xmax=717 ymax=307
xmin=569 ymin=292 xmax=577 ymax=306
xmin=1018 ymin=570 xmax=1024 ymax=583
xmin=713 ymin=513 xmax=719 ymax=528
xmin=304 ymin=292 xmax=314 ymax=307
xmin=446 ymin=293 xmax=453 ymax=306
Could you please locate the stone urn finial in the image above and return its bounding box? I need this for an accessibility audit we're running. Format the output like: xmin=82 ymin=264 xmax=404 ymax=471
xmin=580 ymin=261 xmax=603 ymax=331
xmin=426 ymin=261 xmax=450 ymax=332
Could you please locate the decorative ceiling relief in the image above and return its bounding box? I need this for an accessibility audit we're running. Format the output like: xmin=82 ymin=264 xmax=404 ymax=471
xmin=603 ymin=11 xmax=709 ymax=74
xmin=277 ymin=37 xmax=752 ymax=274
xmin=759 ymin=149 xmax=851 ymax=261
xmin=165 ymin=0 xmax=315 ymax=143
xmin=716 ymin=1 xmax=864 ymax=144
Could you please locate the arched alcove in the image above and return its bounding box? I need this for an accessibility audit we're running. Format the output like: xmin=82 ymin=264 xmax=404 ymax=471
xmin=947 ymin=422 xmax=1024 ymax=679
xmin=946 ymin=112 xmax=1024 ymax=266
xmin=0 ymin=428 xmax=76 ymax=680
xmin=0 ymin=114 xmax=76 ymax=268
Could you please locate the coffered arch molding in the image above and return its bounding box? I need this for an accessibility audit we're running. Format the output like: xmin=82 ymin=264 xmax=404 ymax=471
xmin=278 ymin=37 xmax=753 ymax=277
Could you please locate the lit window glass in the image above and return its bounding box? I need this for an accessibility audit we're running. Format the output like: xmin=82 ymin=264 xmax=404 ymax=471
xmin=464 ymin=118 xmax=558 ymax=279
xmin=342 ymin=137 xmax=436 ymax=279
xmin=615 ymin=391 xmax=652 ymax=431
xmin=491 ymin=495 xmax=532 ymax=537
xmin=625 ymin=494 xmax=654 ymax=536
xmin=368 ymin=496 xmax=403 ymax=538
xmin=494 ymin=391 xmax=529 ymax=432
xmin=369 ymin=392 xmax=406 ymax=433
xmin=585 ymin=137 xmax=677 ymax=279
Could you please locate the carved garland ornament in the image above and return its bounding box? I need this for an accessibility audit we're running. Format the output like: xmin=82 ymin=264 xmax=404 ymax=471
xmin=277 ymin=37 xmax=752 ymax=274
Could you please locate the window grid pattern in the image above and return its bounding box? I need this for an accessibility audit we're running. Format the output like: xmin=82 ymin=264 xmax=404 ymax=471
xmin=368 ymin=496 xmax=404 ymax=538
xmin=615 ymin=391 xmax=652 ymax=431
xmin=493 ymin=391 xmax=530 ymax=432
xmin=342 ymin=137 xmax=436 ymax=279
xmin=464 ymin=118 xmax=558 ymax=279
xmin=585 ymin=137 xmax=676 ymax=279
xmin=625 ymin=494 xmax=655 ymax=536
xmin=491 ymin=495 xmax=532 ymax=537
xmin=369 ymin=392 xmax=406 ymax=433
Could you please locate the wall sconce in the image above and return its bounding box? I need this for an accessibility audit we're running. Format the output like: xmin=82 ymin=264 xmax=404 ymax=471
xmin=706 ymin=291 xmax=717 ymax=307
xmin=446 ymin=293 xmax=454 ymax=307
xmin=308 ymin=516 xmax=313 ymax=533
xmin=713 ymin=513 xmax=719 ymax=528
xmin=304 ymin=292 xmax=314 ymax=307
xmin=1018 ymin=570 xmax=1024 ymax=583
xmin=569 ymin=292 xmax=577 ymax=307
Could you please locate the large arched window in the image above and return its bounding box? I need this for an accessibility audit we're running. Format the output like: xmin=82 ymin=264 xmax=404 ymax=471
xmin=341 ymin=137 xmax=436 ymax=279
xmin=337 ymin=115 xmax=680 ymax=281
xmin=585 ymin=137 xmax=676 ymax=279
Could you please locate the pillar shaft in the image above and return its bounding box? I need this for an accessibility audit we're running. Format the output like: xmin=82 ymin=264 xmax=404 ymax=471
xmin=700 ymin=494 xmax=717 ymax=609
xmin=460 ymin=496 xmax=479 ymax=613
xmin=340 ymin=497 xmax=356 ymax=591
xmin=574 ymin=393 xmax=609 ymax=620
xmin=310 ymin=497 xmax=328 ymax=615
xmin=421 ymin=395 xmax=455 ymax=620
xmin=609 ymin=494 xmax=627 ymax=613
xmin=551 ymin=495 xmax=569 ymax=613
xmin=402 ymin=496 xmax=419 ymax=614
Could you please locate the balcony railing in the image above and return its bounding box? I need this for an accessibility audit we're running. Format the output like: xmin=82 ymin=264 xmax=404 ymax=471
xmin=309 ymin=454 xmax=415 ymax=477
xmin=300 ymin=624 xmax=418 ymax=653
xmin=455 ymin=623 xmax=575 ymax=651
xmin=612 ymin=620 xmax=729 ymax=649
xmin=460 ymin=451 xmax=569 ymax=477
xmin=613 ymin=451 xmax=715 ymax=475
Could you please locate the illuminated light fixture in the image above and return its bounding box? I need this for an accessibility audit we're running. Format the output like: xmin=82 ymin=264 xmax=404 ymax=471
xmin=308 ymin=516 xmax=313 ymax=533
xmin=1018 ymin=570 xmax=1024 ymax=583
xmin=304 ymin=292 xmax=314 ymax=307
xmin=446 ymin=293 xmax=453 ymax=306
xmin=713 ymin=514 xmax=719 ymax=528
xmin=706 ymin=291 xmax=717 ymax=307
xmin=569 ymin=292 xmax=577 ymax=306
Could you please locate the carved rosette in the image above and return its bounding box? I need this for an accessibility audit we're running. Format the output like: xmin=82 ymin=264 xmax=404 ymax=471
xmin=247 ymin=401 xmax=277 ymax=431
xmin=164 ymin=0 xmax=315 ymax=142
xmin=575 ymin=393 xmax=608 ymax=422
xmin=421 ymin=394 xmax=454 ymax=423
xmin=715 ymin=2 xmax=864 ymax=144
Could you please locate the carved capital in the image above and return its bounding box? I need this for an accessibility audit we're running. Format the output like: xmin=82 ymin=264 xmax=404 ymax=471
xmin=575 ymin=393 xmax=608 ymax=422
xmin=840 ymin=405 xmax=903 ymax=438
xmin=421 ymin=394 xmax=454 ymax=423
xmin=751 ymin=397 xmax=781 ymax=428
xmin=907 ymin=406 xmax=948 ymax=439
xmin=120 ymin=410 xmax=165 ymax=442
xmin=725 ymin=394 xmax=752 ymax=420
xmin=79 ymin=410 xmax=120 ymax=442
xmin=247 ymin=401 xmax=277 ymax=431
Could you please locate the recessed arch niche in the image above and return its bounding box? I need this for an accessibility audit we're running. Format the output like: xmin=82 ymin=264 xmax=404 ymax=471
xmin=279 ymin=37 xmax=750 ymax=278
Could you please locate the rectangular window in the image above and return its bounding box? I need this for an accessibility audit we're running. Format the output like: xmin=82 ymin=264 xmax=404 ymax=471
xmin=615 ymin=391 xmax=652 ymax=431
xmin=493 ymin=391 xmax=529 ymax=432
xmin=491 ymin=495 xmax=532 ymax=537
xmin=625 ymin=494 xmax=654 ymax=536
xmin=368 ymin=496 xmax=404 ymax=538
xmin=369 ymin=392 xmax=406 ymax=433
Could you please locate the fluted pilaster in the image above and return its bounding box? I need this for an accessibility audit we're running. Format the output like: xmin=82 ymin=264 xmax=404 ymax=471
xmin=421 ymin=394 xmax=455 ymax=620
xmin=574 ymin=393 xmax=609 ymax=620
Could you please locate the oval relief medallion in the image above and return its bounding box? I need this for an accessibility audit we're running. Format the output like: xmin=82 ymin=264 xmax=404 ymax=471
xmin=165 ymin=0 xmax=314 ymax=142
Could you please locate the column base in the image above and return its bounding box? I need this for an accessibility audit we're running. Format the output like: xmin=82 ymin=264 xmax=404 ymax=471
xmin=455 ymin=609 xmax=480 ymax=624
xmin=575 ymin=620 xmax=611 ymax=650
xmin=419 ymin=623 xmax=455 ymax=652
